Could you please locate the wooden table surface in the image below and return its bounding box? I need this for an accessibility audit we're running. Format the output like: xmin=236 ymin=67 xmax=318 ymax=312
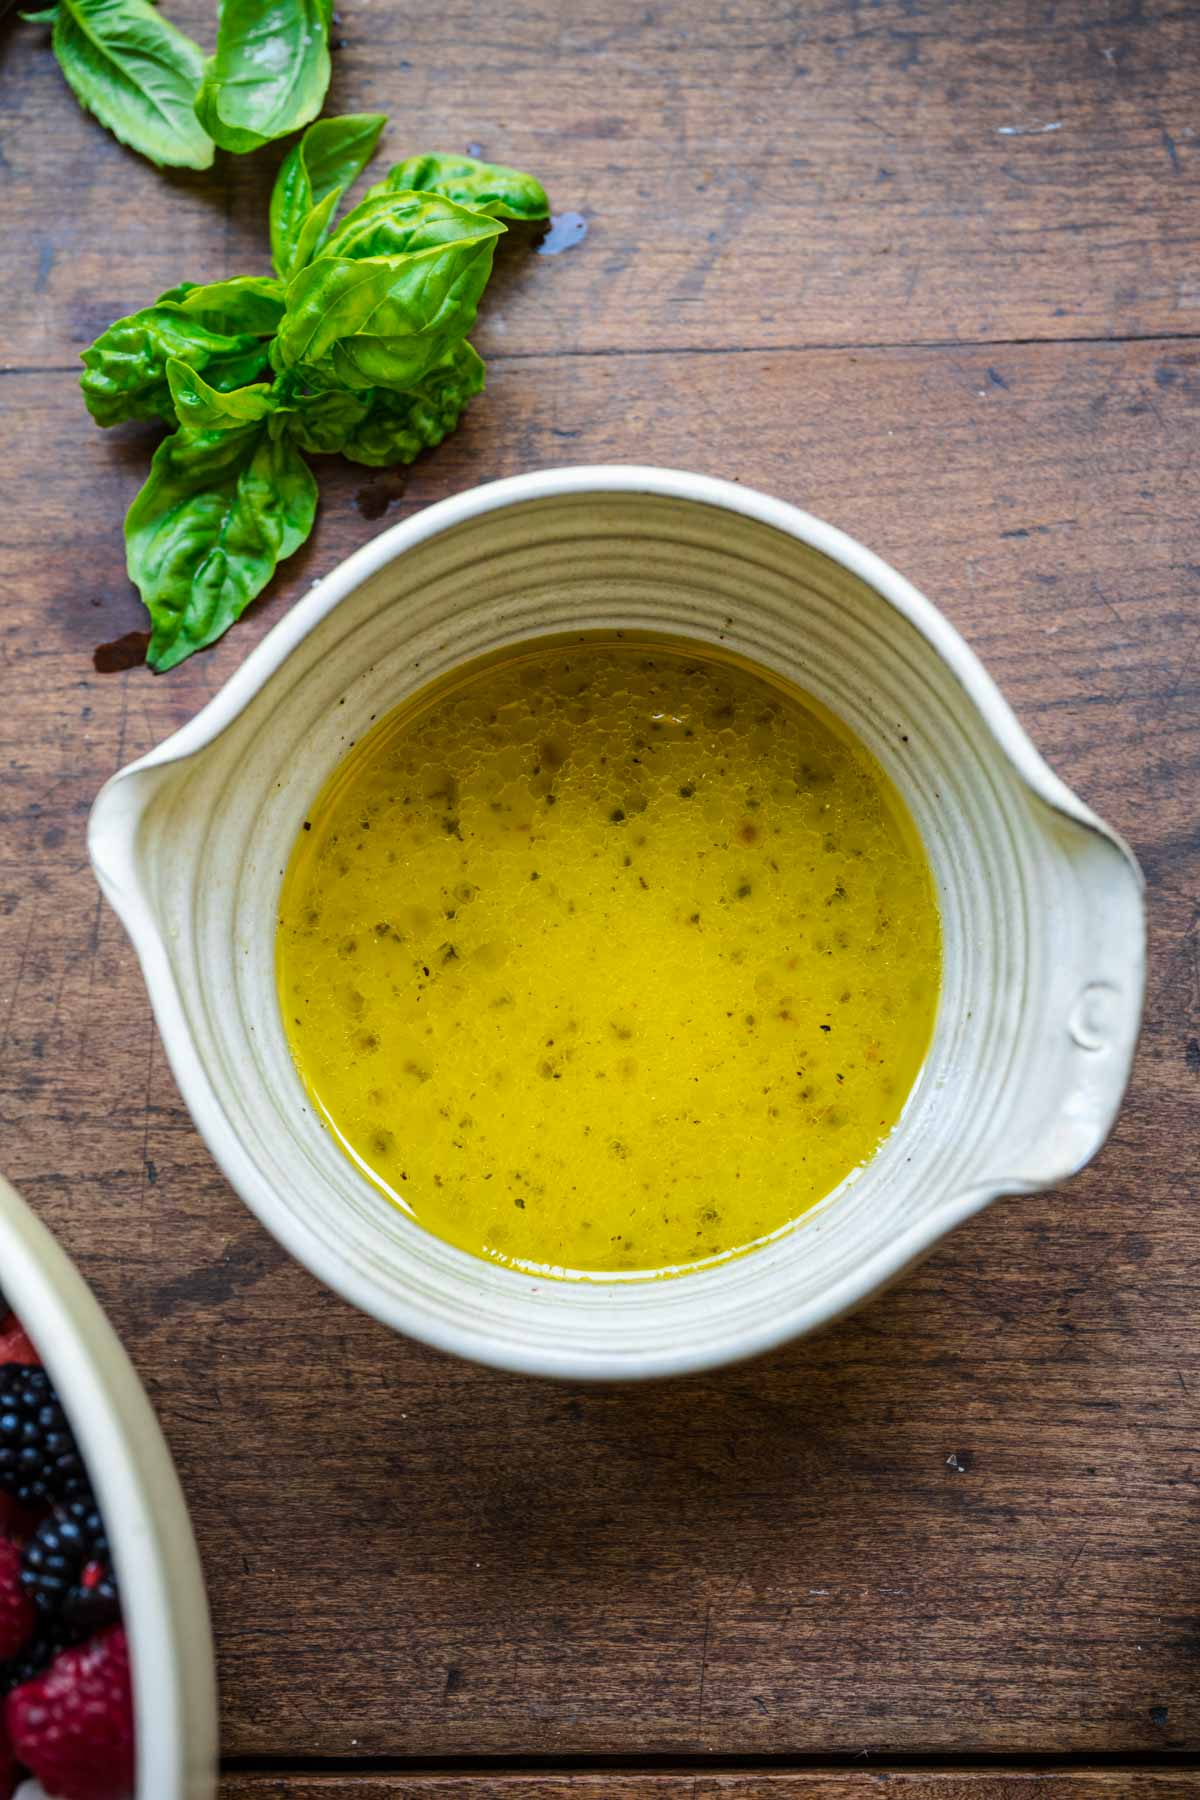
xmin=2 ymin=0 xmax=1199 ymax=1793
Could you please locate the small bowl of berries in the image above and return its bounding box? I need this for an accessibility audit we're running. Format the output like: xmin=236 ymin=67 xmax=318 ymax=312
xmin=0 ymin=1174 xmax=216 ymax=1800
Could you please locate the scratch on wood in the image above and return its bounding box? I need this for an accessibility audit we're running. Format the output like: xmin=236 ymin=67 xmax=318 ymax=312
xmin=1091 ymin=576 xmax=1124 ymax=630
xmin=135 ymin=1030 xmax=155 ymax=1214
xmin=76 ymin=888 xmax=106 ymax=1071
xmin=1162 ymin=128 xmax=1181 ymax=173
xmin=1053 ymin=1544 xmax=1085 ymax=1598
xmin=0 ymin=910 xmax=35 ymax=1069
xmin=697 ymin=1600 xmax=712 ymax=1728
xmin=1163 ymin=627 xmax=1200 ymax=710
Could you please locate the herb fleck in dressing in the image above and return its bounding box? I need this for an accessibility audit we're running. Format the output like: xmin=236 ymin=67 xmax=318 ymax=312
xmin=276 ymin=638 xmax=941 ymax=1279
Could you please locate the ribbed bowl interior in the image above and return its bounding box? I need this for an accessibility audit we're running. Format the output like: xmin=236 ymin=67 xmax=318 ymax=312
xmin=125 ymin=488 xmax=1134 ymax=1374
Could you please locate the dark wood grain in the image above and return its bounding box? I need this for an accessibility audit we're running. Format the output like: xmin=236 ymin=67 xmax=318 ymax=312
xmin=2 ymin=338 xmax=1197 ymax=1761
xmin=3 ymin=0 xmax=1200 ymax=371
xmin=1 ymin=0 xmax=1199 ymax=1779
xmin=220 ymin=1772 xmax=1200 ymax=1797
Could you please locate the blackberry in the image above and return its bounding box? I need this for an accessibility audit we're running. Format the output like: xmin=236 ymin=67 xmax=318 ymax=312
xmin=21 ymin=1498 xmax=119 ymax=1632
xmin=0 ymin=1365 xmax=87 ymax=1506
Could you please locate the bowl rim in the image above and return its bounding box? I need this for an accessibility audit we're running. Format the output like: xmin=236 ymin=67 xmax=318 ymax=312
xmin=93 ymin=465 xmax=1138 ymax=851
xmin=88 ymin=466 xmax=1146 ymax=1380
xmin=0 ymin=1174 xmax=218 ymax=1798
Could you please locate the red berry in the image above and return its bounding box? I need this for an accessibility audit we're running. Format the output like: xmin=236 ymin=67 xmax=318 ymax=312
xmin=0 ymin=1542 xmax=33 ymax=1661
xmin=0 ymin=1712 xmax=14 ymax=1800
xmin=6 ymin=1625 xmax=134 ymax=1800
xmin=0 ymin=1322 xmax=39 ymax=1368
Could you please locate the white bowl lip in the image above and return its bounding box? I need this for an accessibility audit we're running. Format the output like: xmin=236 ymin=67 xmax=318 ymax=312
xmin=88 ymin=465 xmax=1147 ymax=1381
xmin=0 ymin=1174 xmax=217 ymax=1797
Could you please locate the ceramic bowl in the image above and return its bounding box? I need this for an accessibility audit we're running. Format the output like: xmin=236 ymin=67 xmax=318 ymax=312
xmin=87 ymin=467 xmax=1145 ymax=1380
xmin=0 ymin=1174 xmax=217 ymax=1796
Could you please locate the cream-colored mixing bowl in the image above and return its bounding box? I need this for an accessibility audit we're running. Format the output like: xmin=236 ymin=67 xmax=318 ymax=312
xmin=88 ymin=468 xmax=1144 ymax=1379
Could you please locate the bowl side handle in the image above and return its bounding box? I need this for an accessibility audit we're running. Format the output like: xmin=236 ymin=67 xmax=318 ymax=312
xmin=984 ymin=806 xmax=1145 ymax=1198
xmin=88 ymin=759 xmax=181 ymax=944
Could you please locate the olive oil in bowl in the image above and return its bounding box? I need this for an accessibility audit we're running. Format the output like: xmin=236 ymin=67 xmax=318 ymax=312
xmin=276 ymin=638 xmax=940 ymax=1280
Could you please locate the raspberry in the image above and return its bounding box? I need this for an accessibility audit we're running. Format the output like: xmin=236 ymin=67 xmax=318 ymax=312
xmin=6 ymin=1626 xmax=134 ymax=1800
xmin=0 ymin=1617 xmax=86 ymax=1694
xmin=0 ymin=1546 xmax=33 ymax=1664
xmin=0 ymin=1327 xmax=37 ymax=1372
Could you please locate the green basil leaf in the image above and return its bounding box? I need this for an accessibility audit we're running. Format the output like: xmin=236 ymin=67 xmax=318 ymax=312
xmin=270 ymin=112 xmax=387 ymax=278
xmin=337 ymin=342 xmax=485 ymax=466
xmin=81 ymin=305 xmax=271 ymax=426
xmin=153 ymin=281 xmax=199 ymax=305
xmin=286 ymin=188 xmax=340 ymax=280
xmin=21 ymin=7 xmax=60 ymax=23
xmin=165 ymin=358 xmax=278 ymax=429
xmin=286 ymin=343 xmax=484 ymax=462
xmin=170 ymin=276 xmax=286 ymax=336
xmin=275 ymin=195 xmax=504 ymax=392
xmin=50 ymin=0 xmax=214 ymax=170
xmin=195 ymin=0 xmax=333 ymax=155
xmin=284 ymin=386 xmax=373 ymax=456
xmin=319 ymin=188 xmax=506 ymax=263
xmin=127 ymin=420 xmax=318 ymax=670
xmin=366 ymin=152 xmax=549 ymax=222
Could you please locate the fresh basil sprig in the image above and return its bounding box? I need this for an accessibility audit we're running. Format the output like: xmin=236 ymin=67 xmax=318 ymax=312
xmin=81 ymin=121 xmax=550 ymax=670
xmin=29 ymin=0 xmax=339 ymax=169
xmin=31 ymin=0 xmax=215 ymax=169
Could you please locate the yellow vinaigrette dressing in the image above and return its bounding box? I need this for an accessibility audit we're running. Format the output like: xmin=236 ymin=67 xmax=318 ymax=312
xmin=277 ymin=638 xmax=941 ymax=1279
